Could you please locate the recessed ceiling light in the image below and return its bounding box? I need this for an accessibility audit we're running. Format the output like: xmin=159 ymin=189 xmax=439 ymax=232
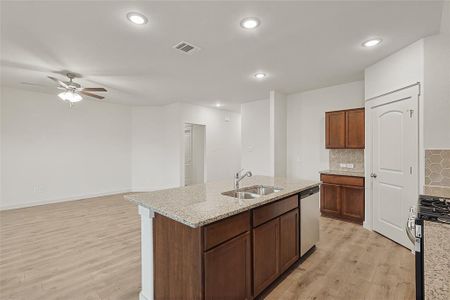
xmin=254 ymin=72 xmax=266 ymax=79
xmin=215 ymin=103 xmax=223 ymax=107
xmin=127 ymin=12 xmax=148 ymax=25
xmin=362 ymin=38 xmax=382 ymax=48
xmin=240 ymin=17 xmax=260 ymax=29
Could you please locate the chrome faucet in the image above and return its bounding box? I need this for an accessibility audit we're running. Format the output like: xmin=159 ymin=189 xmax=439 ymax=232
xmin=234 ymin=169 xmax=252 ymax=190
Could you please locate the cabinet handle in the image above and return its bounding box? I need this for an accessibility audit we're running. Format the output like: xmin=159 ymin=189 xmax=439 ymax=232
xmin=370 ymin=173 xmax=377 ymax=178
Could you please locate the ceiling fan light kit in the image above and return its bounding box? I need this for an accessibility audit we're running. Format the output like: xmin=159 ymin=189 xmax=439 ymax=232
xmin=58 ymin=90 xmax=83 ymax=103
xmin=48 ymin=73 xmax=107 ymax=104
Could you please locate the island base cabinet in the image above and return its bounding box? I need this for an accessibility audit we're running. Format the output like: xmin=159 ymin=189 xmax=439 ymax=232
xmin=279 ymin=209 xmax=299 ymax=273
xmin=253 ymin=218 xmax=280 ymax=296
xmin=253 ymin=208 xmax=299 ymax=297
xmin=204 ymin=232 xmax=252 ymax=300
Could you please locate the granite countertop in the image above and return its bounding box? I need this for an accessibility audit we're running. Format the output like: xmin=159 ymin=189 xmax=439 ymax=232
xmin=319 ymin=169 xmax=365 ymax=177
xmin=125 ymin=176 xmax=320 ymax=228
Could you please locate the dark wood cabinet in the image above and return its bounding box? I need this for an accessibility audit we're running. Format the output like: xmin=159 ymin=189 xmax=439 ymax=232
xmin=320 ymin=183 xmax=341 ymax=217
xmin=341 ymin=186 xmax=365 ymax=223
xmin=325 ymin=108 xmax=364 ymax=149
xmin=155 ymin=196 xmax=301 ymax=300
xmin=204 ymin=232 xmax=252 ymax=299
xmin=279 ymin=209 xmax=299 ymax=273
xmin=253 ymin=207 xmax=299 ymax=297
xmin=326 ymin=111 xmax=346 ymax=148
xmin=346 ymin=109 xmax=365 ymax=148
xmin=253 ymin=218 xmax=279 ymax=296
xmin=320 ymin=174 xmax=365 ymax=224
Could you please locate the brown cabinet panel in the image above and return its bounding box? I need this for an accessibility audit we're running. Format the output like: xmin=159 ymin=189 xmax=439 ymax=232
xmin=253 ymin=218 xmax=279 ymax=296
xmin=154 ymin=214 xmax=203 ymax=299
xmin=204 ymin=232 xmax=252 ymax=300
xmin=279 ymin=209 xmax=299 ymax=273
xmin=253 ymin=195 xmax=298 ymax=227
xmin=326 ymin=111 xmax=346 ymax=148
xmin=346 ymin=108 xmax=365 ymax=148
xmin=320 ymin=183 xmax=341 ymax=217
xmin=203 ymin=211 xmax=250 ymax=251
xmin=341 ymin=186 xmax=365 ymax=223
xmin=320 ymin=174 xmax=364 ymax=187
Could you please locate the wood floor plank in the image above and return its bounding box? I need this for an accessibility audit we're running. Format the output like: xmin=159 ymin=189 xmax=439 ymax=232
xmin=0 ymin=194 xmax=414 ymax=300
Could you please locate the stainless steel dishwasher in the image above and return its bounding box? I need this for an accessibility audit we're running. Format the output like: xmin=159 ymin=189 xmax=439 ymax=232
xmin=299 ymin=186 xmax=320 ymax=257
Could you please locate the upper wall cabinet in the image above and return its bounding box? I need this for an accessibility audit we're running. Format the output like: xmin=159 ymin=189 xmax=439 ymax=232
xmin=325 ymin=108 xmax=365 ymax=149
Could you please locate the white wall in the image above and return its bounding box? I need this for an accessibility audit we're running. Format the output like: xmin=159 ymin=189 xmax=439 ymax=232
xmin=423 ymin=33 xmax=450 ymax=149
xmin=131 ymin=105 xmax=179 ymax=191
xmin=131 ymin=102 xmax=241 ymax=191
xmin=1 ymin=87 xmax=132 ymax=209
xmin=364 ymin=40 xmax=424 ymax=100
xmin=179 ymin=103 xmax=241 ymax=184
xmin=270 ymin=91 xmax=287 ymax=177
xmin=241 ymin=99 xmax=272 ymax=176
xmin=287 ymin=81 xmax=365 ymax=181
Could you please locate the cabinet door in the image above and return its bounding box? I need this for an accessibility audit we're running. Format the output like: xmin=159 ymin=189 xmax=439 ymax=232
xmin=346 ymin=108 xmax=365 ymax=148
xmin=341 ymin=186 xmax=365 ymax=224
xmin=253 ymin=218 xmax=279 ymax=296
xmin=279 ymin=209 xmax=299 ymax=273
xmin=204 ymin=232 xmax=251 ymax=299
xmin=326 ymin=111 xmax=346 ymax=148
xmin=320 ymin=183 xmax=340 ymax=217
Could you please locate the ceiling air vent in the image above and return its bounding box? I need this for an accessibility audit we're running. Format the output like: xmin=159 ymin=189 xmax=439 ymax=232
xmin=172 ymin=41 xmax=201 ymax=54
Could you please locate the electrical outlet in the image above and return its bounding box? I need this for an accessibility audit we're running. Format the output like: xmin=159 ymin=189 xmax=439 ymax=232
xmin=340 ymin=163 xmax=346 ymax=168
xmin=347 ymin=163 xmax=354 ymax=169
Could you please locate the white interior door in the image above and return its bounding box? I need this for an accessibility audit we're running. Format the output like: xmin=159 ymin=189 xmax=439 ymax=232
xmin=370 ymin=85 xmax=419 ymax=248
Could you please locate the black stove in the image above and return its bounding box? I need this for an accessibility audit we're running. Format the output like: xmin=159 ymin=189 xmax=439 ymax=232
xmin=418 ymin=194 xmax=450 ymax=224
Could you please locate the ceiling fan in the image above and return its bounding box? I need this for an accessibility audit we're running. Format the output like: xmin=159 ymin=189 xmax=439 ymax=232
xmin=48 ymin=73 xmax=107 ymax=103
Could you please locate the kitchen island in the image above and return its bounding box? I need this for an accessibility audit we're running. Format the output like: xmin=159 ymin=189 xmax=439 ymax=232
xmin=126 ymin=176 xmax=320 ymax=300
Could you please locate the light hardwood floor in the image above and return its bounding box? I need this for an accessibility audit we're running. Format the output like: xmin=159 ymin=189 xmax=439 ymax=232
xmin=0 ymin=194 xmax=415 ymax=300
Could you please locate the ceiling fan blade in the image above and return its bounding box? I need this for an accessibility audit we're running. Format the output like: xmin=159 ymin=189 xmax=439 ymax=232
xmin=48 ymin=76 xmax=69 ymax=89
xmin=81 ymin=87 xmax=107 ymax=92
xmin=80 ymin=91 xmax=105 ymax=100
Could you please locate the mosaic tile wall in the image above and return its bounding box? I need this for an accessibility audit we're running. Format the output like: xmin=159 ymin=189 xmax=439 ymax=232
xmin=425 ymin=149 xmax=450 ymax=187
xmin=329 ymin=149 xmax=364 ymax=172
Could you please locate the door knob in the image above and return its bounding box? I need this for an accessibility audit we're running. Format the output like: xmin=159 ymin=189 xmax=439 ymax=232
xmin=370 ymin=173 xmax=377 ymax=178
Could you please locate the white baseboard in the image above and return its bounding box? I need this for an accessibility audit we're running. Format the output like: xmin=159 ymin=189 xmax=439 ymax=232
xmin=0 ymin=189 xmax=132 ymax=211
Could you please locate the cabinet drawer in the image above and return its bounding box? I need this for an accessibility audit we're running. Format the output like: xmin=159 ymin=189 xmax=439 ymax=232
xmin=253 ymin=195 xmax=298 ymax=227
xmin=203 ymin=211 xmax=250 ymax=251
xmin=320 ymin=174 xmax=364 ymax=187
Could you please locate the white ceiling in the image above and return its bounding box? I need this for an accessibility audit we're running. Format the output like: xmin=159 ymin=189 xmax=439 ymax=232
xmin=0 ymin=1 xmax=444 ymax=111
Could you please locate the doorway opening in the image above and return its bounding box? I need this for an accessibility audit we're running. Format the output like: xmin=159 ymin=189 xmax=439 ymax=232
xmin=184 ymin=123 xmax=206 ymax=186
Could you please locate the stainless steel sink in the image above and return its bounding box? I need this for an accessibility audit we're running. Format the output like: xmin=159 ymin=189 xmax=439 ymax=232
xmin=242 ymin=185 xmax=283 ymax=195
xmin=221 ymin=190 xmax=261 ymax=199
xmin=222 ymin=185 xmax=283 ymax=199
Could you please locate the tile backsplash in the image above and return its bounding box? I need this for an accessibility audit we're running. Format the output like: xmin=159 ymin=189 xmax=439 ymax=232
xmin=329 ymin=149 xmax=364 ymax=172
xmin=425 ymin=149 xmax=450 ymax=187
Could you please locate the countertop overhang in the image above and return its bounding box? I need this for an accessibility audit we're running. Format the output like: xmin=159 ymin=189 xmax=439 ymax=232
xmin=125 ymin=176 xmax=320 ymax=228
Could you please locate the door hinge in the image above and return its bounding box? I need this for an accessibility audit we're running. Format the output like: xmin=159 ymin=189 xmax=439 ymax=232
xmin=408 ymin=109 xmax=414 ymax=118
xmin=410 ymin=166 xmax=412 ymax=174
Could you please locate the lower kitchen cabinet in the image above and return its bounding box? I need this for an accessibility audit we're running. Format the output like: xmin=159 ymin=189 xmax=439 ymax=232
xmin=320 ymin=174 xmax=365 ymax=224
xmin=253 ymin=218 xmax=279 ymax=296
xmin=204 ymin=232 xmax=251 ymax=300
xmin=341 ymin=186 xmax=364 ymax=222
xmin=320 ymin=183 xmax=340 ymax=217
xmin=154 ymin=195 xmax=302 ymax=300
xmin=253 ymin=208 xmax=299 ymax=296
xmin=279 ymin=209 xmax=299 ymax=273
